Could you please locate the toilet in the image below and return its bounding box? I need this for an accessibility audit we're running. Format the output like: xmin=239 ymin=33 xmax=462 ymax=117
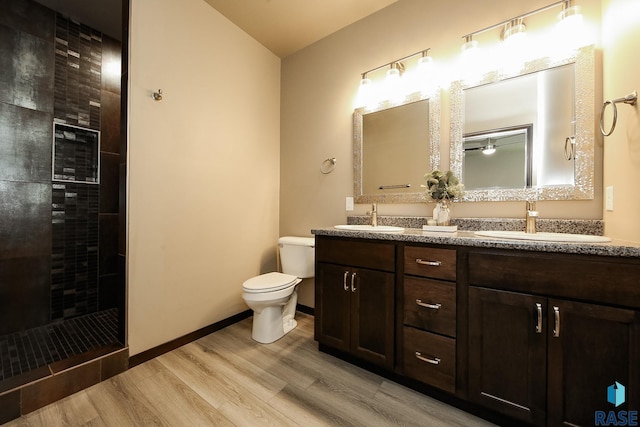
xmin=242 ymin=236 xmax=315 ymax=343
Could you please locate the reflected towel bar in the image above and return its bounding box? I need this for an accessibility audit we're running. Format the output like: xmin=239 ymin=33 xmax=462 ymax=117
xmin=379 ymin=184 xmax=411 ymax=190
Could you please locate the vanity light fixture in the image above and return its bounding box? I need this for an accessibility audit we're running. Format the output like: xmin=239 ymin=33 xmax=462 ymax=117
xmin=355 ymin=48 xmax=433 ymax=110
xmin=460 ymin=0 xmax=585 ymax=73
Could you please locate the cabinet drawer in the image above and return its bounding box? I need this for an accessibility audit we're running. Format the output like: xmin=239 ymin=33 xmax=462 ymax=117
xmin=403 ymin=327 xmax=455 ymax=393
xmin=404 ymin=277 xmax=456 ymax=337
xmin=468 ymin=251 xmax=640 ymax=307
xmin=404 ymin=246 xmax=456 ymax=280
xmin=316 ymin=237 xmax=395 ymax=272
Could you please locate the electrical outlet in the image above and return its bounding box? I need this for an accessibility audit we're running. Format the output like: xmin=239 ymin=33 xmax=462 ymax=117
xmin=606 ymin=186 xmax=614 ymax=211
xmin=346 ymin=197 xmax=354 ymax=211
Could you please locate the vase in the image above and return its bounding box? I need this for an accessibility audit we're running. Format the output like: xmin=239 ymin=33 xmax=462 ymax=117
xmin=432 ymin=200 xmax=451 ymax=226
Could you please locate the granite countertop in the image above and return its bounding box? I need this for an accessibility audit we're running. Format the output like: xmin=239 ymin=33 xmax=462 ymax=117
xmin=311 ymin=227 xmax=640 ymax=259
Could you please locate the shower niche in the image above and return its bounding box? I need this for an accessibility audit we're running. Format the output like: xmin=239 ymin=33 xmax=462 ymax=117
xmin=52 ymin=123 xmax=100 ymax=184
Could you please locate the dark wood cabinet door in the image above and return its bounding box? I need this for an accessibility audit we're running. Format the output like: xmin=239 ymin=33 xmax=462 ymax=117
xmin=315 ymin=263 xmax=351 ymax=352
xmin=547 ymin=299 xmax=640 ymax=426
xmin=468 ymin=287 xmax=547 ymax=426
xmin=350 ymin=267 xmax=395 ymax=369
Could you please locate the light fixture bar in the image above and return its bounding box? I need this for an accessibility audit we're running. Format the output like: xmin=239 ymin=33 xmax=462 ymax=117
xmin=461 ymin=0 xmax=570 ymax=40
xmin=360 ymin=48 xmax=431 ymax=77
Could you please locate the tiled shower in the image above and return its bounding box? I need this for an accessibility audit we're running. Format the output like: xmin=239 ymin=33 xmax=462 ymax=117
xmin=0 ymin=0 xmax=126 ymax=391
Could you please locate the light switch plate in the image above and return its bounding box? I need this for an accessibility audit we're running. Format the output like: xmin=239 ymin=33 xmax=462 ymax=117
xmin=346 ymin=196 xmax=354 ymax=211
xmin=606 ymin=186 xmax=614 ymax=211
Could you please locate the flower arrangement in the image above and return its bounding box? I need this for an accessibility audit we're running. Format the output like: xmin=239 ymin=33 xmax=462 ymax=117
xmin=423 ymin=170 xmax=464 ymax=202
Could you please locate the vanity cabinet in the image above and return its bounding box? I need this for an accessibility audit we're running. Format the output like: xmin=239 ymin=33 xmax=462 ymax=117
xmin=467 ymin=250 xmax=640 ymax=427
xmin=315 ymin=237 xmax=395 ymax=369
xmin=402 ymin=246 xmax=457 ymax=393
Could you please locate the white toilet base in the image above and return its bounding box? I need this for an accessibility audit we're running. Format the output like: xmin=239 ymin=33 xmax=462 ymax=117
xmin=249 ymin=289 xmax=298 ymax=344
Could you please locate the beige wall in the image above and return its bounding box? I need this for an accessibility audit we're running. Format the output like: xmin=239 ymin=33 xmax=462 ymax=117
xmin=127 ymin=0 xmax=281 ymax=355
xmin=280 ymin=0 xmax=604 ymax=307
xmin=601 ymin=0 xmax=640 ymax=242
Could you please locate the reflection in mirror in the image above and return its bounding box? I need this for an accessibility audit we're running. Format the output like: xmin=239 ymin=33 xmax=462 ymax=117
xmin=450 ymin=45 xmax=596 ymax=201
xmin=463 ymin=125 xmax=532 ymax=190
xmin=354 ymin=92 xmax=440 ymax=203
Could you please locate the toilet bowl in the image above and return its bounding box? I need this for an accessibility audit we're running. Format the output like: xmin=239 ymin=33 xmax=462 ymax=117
xmin=242 ymin=236 xmax=314 ymax=343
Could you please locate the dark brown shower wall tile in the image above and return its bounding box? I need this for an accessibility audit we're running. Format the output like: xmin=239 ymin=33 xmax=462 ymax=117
xmin=0 ymin=181 xmax=52 ymax=259
xmin=0 ymin=256 xmax=51 ymax=335
xmin=0 ymin=389 xmax=21 ymax=425
xmin=0 ymin=24 xmax=54 ymax=113
xmin=100 ymin=347 xmax=128 ymax=380
xmin=100 ymin=91 xmax=121 ymax=154
xmin=101 ymin=35 xmax=121 ymax=94
xmin=98 ymin=274 xmax=118 ymax=310
xmin=100 ymin=153 xmax=120 ymax=213
xmin=99 ymin=214 xmax=119 ymax=276
xmin=0 ymin=0 xmax=55 ymax=41
xmin=21 ymin=361 xmax=100 ymax=414
xmin=0 ymin=366 xmax=50 ymax=394
xmin=0 ymin=104 xmax=53 ymax=183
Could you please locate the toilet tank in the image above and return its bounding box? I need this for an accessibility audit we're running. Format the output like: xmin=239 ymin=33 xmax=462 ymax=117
xmin=278 ymin=236 xmax=315 ymax=278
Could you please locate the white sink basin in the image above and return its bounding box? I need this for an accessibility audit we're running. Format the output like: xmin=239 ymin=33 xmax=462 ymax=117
xmin=334 ymin=224 xmax=404 ymax=233
xmin=475 ymin=230 xmax=611 ymax=243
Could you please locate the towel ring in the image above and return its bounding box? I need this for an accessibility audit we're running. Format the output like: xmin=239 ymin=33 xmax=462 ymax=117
xmin=320 ymin=157 xmax=336 ymax=174
xmin=600 ymin=91 xmax=637 ymax=137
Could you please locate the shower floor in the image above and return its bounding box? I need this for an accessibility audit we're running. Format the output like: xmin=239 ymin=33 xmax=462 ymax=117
xmin=0 ymin=308 xmax=120 ymax=382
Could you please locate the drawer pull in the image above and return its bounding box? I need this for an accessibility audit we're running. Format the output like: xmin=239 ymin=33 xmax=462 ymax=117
xmin=553 ymin=306 xmax=561 ymax=337
xmin=415 ymin=351 xmax=440 ymax=365
xmin=415 ymin=259 xmax=442 ymax=267
xmin=535 ymin=303 xmax=543 ymax=333
xmin=343 ymin=271 xmax=349 ymax=291
xmin=351 ymin=272 xmax=357 ymax=293
xmin=416 ymin=300 xmax=442 ymax=310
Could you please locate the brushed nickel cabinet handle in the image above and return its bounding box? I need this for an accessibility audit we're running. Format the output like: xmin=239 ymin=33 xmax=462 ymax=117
xmin=416 ymin=300 xmax=442 ymax=310
xmin=553 ymin=306 xmax=560 ymax=337
xmin=415 ymin=259 xmax=442 ymax=267
xmin=536 ymin=303 xmax=543 ymax=333
xmin=351 ymin=272 xmax=357 ymax=292
xmin=415 ymin=351 xmax=440 ymax=365
xmin=343 ymin=271 xmax=349 ymax=291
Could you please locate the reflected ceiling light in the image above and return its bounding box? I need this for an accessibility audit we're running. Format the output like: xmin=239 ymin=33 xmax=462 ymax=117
xmin=482 ymin=142 xmax=497 ymax=155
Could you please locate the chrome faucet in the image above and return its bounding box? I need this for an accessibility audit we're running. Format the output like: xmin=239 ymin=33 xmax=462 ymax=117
xmin=526 ymin=201 xmax=538 ymax=234
xmin=367 ymin=203 xmax=378 ymax=227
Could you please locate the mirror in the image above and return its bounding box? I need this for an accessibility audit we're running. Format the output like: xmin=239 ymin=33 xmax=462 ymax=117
xmin=450 ymin=44 xmax=597 ymax=201
xmin=463 ymin=125 xmax=533 ymax=190
xmin=354 ymin=92 xmax=440 ymax=203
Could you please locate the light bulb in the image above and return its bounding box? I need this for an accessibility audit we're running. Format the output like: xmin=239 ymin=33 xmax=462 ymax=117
xmin=384 ymin=64 xmax=405 ymax=104
xmin=460 ymin=38 xmax=483 ymax=84
xmin=553 ymin=4 xmax=586 ymax=57
xmin=355 ymin=76 xmax=375 ymax=109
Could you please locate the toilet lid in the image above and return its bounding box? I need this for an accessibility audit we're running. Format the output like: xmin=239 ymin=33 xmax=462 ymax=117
xmin=242 ymin=272 xmax=299 ymax=293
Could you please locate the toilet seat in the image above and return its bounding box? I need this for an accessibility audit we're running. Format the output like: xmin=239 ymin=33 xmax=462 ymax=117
xmin=242 ymin=272 xmax=300 ymax=293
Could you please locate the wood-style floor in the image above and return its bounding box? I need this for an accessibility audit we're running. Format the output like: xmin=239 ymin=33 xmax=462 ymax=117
xmin=4 ymin=313 xmax=494 ymax=426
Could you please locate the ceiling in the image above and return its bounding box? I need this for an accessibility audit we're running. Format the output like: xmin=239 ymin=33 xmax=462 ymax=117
xmin=34 ymin=0 xmax=398 ymax=58
xmin=34 ymin=0 xmax=122 ymax=41
xmin=201 ymin=0 xmax=399 ymax=58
